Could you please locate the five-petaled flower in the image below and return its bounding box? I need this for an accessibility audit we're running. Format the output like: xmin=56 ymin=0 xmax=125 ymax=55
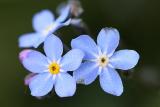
xmin=20 ymin=35 xmax=84 ymax=97
xmin=19 ymin=6 xmax=71 ymax=48
xmin=71 ymin=27 xmax=140 ymax=96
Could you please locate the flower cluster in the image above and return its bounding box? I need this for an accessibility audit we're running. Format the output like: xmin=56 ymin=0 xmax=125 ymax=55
xmin=18 ymin=0 xmax=140 ymax=98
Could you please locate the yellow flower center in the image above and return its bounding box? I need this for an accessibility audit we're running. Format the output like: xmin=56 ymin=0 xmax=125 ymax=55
xmin=48 ymin=62 xmax=60 ymax=75
xmin=45 ymin=25 xmax=53 ymax=32
xmin=43 ymin=23 xmax=54 ymax=35
xmin=98 ymin=55 xmax=109 ymax=68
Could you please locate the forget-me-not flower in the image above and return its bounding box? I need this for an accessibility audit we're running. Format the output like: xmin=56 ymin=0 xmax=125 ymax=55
xmin=19 ymin=6 xmax=71 ymax=48
xmin=71 ymin=27 xmax=140 ymax=96
xmin=20 ymin=34 xmax=84 ymax=97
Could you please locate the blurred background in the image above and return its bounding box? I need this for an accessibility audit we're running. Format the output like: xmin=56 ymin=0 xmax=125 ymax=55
xmin=0 ymin=0 xmax=160 ymax=107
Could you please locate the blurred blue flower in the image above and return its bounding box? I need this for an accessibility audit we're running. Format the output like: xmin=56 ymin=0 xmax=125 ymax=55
xmin=71 ymin=28 xmax=140 ymax=96
xmin=19 ymin=6 xmax=71 ymax=48
xmin=57 ymin=0 xmax=83 ymax=17
xmin=20 ymin=35 xmax=84 ymax=97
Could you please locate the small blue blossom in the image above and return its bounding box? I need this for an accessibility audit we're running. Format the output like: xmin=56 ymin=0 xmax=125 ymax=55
xmin=19 ymin=6 xmax=71 ymax=48
xmin=20 ymin=35 xmax=84 ymax=97
xmin=71 ymin=28 xmax=140 ymax=96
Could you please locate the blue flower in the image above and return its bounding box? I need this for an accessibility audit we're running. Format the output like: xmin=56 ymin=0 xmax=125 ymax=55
xmin=19 ymin=6 xmax=71 ymax=48
xmin=71 ymin=28 xmax=140 ymax=96
xmin=57 ymin=0 xmax=83 ymax=17
xmin=20 ymin=35 xmax=84 ymax=97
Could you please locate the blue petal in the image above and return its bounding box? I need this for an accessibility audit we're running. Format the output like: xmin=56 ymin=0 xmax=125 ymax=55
xmin=56 ymin=5 xmax=71 ymax=23
xmin=110 ymin=50 xmax=140 ymax=70
xmin=97 ymin=28 xmax=120 ymax=55
xmin=59 ymin=18 xmax=71 ymax=26
xmin=56 ymin=2 xmax=66 ymax=15
xmin=73 ymin=62 xmax=98 ymax=85
xmin=100 ymin=67 xmax=123 ymax=96
xmin=19 ymin=49 xmax=32 ymax=62
xmin=44 ymin=35 xmax=63 ymax=61
xmin=49 ymin=19 xmax=71 ymax=34
xmin=71 ymin=35 xmax=98 ymax=60
xmin=32 ymin=10 xmax=55 ymax=33
xmin=22 ymin=50 xmax=48 ymax=73
xmin=55 ymin=73 xmax=76 ymax=97
xmin=29 ymin=73 xmax=54 ymax=97
xmin=60 ymin=49 xmax=84 ymax=71
xmin=19 ymin=33 xmax=45 ymax=48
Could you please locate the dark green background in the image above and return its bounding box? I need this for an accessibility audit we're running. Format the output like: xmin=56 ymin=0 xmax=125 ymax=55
xmin=0 ymin=0 xmax=160 ymax=107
